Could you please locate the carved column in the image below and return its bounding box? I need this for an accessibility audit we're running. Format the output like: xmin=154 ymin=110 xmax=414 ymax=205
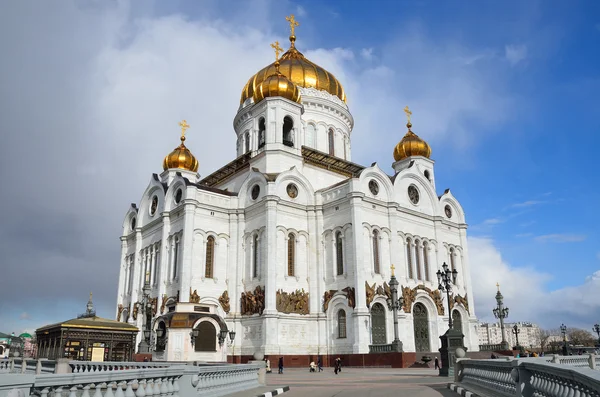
xmin=350 ymin=193 xmax=369 ymax=353
xmin=179 ymin=204 xmax=195 ymax=301
xmin=264 ymin=198 xmax=278 ymax=313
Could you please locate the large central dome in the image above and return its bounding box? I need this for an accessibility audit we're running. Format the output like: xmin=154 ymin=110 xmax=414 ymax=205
xmin=240 ymin=36 xmax=346 ymax=105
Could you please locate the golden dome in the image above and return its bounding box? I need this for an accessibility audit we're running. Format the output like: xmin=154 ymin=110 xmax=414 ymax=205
xmin=253 ymin=61 xmax=301 ymax=104
xmin=163 ymin=120 xmax=199 ymax=172
xmin=393 ymin=122 xmax=432 ymax=161
xmin=241 ymin=36 xmax=346 ymax=105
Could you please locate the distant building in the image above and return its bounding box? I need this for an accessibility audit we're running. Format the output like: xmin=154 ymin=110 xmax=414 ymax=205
xmin=478 ymin=322 xmax=541 ymax=348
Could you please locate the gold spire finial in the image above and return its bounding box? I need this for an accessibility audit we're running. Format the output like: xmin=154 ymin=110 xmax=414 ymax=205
xmin=391 ymin=264 xmax=396 ymax=277
xmin=404 ymin=106 xmax=412 ymax=126
xmin=496 ymin=282 xmax=500 ymax=292
xmin=286 ymin=14 xmax=300 ymax=36
xmin=179 ymin=119 xmax=190 ymax=141
xmin=271 ymin=41 xmax=283 ymax=61
xmin=89 ymin=292 xmax=92 ymax=300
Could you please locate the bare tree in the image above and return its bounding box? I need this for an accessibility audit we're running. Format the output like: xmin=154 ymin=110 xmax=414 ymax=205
xmin=537 ymin=329 xmax=553 ymax=352
xmin=567 ymin=328 xmax=596 ymax=347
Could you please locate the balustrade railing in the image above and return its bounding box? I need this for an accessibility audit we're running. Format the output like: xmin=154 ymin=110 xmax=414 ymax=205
xmin=479 ymin=344 xmax=505 ymax=352
xmin=369 ymin=344 xmax=393 ymax=353
xmin=459 ymin=359 xmax=516 ymax=397
xmin=69 ymin=361 xmax=171 ymax=373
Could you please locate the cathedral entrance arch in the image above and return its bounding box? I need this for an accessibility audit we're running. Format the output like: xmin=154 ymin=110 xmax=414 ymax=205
xmin=452 ymin=310 xmax=463 ymax=333
xmin=371 ymin=303 xmax=387 ymax=344
xmin=194 ymin=321 xmax=216 ymax=352
xmin=413 ymin=302 xmax=430 ymax=352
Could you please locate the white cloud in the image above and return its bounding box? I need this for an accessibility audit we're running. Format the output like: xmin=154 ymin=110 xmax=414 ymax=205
xmin=295 ymin=5 xmax=307 ymax=17
xmin=360 ymin=47 xmax=374 ymax=61
xmin=483 ymin=218 xmax=503 ymax=225
xmin=534 ymin=234 xmax=587 ymax=243
xmin=469 ymin=237 xmax=600 ymax=329
xmin=511 ymin=200 xmax=545 ymax=208
xmin=505 ymin=44 xmax=527 ymax=65
xmin=19 ymin=312 xmax=30 ymax=320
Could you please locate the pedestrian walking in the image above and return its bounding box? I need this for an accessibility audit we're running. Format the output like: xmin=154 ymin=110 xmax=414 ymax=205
xmin=434 ymin=357 xmax=440 ymax=370
xmin=317 ymin=357 xmax=323 ymax=372
xmin=334 ymin=358 xmax=339 ymax=375
xmin=278 ymin=357 xmax=284 ymax=374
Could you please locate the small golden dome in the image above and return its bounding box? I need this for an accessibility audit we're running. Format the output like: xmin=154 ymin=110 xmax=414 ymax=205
xmin=241 ymin=36 xmax=346 ymax=104
xmin=163 ymin=120 xmax=199 ymax=172
xmin=253 ymin=61 xmax=301 ymax=104
xmin=393 ymin=122 xmax=432 ymax=161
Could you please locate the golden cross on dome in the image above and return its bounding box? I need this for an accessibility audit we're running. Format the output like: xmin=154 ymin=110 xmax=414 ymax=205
xmin=179 ymin=119 xmax=190 ymax=138
xmin=496 ymin=282 xmax=500 ymax=291
xmin=271 ymin=41 xmax=283 ymax=61
xmin=286 ymin=14 xmax=300 ymax=36
xmin=390 ymin=264 xmax=396 ymax=277
xmin=404 ymin=106 xmax=412 ymax=124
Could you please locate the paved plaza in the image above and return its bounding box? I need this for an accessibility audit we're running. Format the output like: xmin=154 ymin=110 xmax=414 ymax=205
xmin=227 ymin=368 xmax=456 ymax=397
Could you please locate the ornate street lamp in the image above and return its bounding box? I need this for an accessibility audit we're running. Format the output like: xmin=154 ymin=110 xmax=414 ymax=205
xmin=492 ymin=283 xmax=509 ymax=350
xmin=593 ymin=324 xmax=600 ymax=345
xmin=218 ymin=330 xmax=228 ymax=347
xmin=137 ymin=272 xmax=153 ymax=354
xmin=190 ymin=328 xmax=199 ymax=347
xmin=560 ymin=323 xmax=568 ymax=356
xmin=512 ymin=324 xmax=521 ymax=348
xmin=436 ymin=262 xmax=465 ymax=377
xmin=385 ymin=264 xmax=405 ymax=352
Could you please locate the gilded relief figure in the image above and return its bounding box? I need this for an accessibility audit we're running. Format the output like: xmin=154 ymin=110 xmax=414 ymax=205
xmin=322 ymin=289 xmax=338 ymax=312
xmin=276 ymin=289 xmax=309 ymax=315
xmin=150 ymin=297 xmax=158 ymax=317
xmin=365 ymin=281 xmax=376 ymax=308
xmin=160 ymin=294 xmax=168 ymax=314
xmin=219 ymin=290 xmax=231 ymax=314
xmin=117 ymin=304 xmax=124 ymax=321
xmin=189 ymin=288 xmax=201 ymax=303
xmin=453 ymin=293 xmax=469 ymax=314
xmin=132 ymin=302 xmax=139 ymax=321
xmin=402 ymin=286 xmax=416 ymax=313
xmin=382 ymin=282 xmax=392 ymax=300
xmin=342 ymin=286 xmax=356 ymax=309
xmin=241 ymin=286 xmax=265 ymax=315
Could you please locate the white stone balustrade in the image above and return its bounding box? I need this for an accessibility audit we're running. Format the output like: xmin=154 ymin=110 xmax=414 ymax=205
xmin=455 ymin=357 xmax=600 ymax=397
xmin=0 ymin=362 xmax=265 ymax=397
xmin=69 ymin=362 xmax=172 ymax=373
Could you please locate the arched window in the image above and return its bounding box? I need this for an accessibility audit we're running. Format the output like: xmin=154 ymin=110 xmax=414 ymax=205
xmin=245 ymin=132 xmax=250 ymax=153
xmin=258 ymin=118 xmax=266 ymax=149
xmin=205 ymin=236 xmax=215 ymax=278
xmin=172 ymin=236 xmax=180 ymax=280
xmin=423 ymin=241 xmax=430 ymax=282
xmin=328 ymin=128 xmax=335 ymax=156
xmin=449 ymin=247 xmax=455 ymax=272
xmin=336 ymin=231 xmax=344 ymax=276
xmin=343 ymin=136 xmax=348 ymax=160
xmin=338 ymin=309 xmax=347 ymax=338
xmin=194 ymin=321 xmax=216 ymax=352
xmin=153 ymin=244 xmax=160 ymax=285
xmin=287 ymin=233 xmax=295 ymax=276
xmin=283 ymin=116 xmax=294 ymax=147
xmin=415 ymin=239 xmax=422 ymax=280
xmin=452 ymin=310 xmax=462 ymax=332
xmin=252 ymin=234 xmax=259 ymax=279
xmin=372 ymin=230 xmax=380 ymax=274
xmin=306 ymin=123 xmax=315 ymax=148
xmin=406 ymin=238 xmax=413 ymax=279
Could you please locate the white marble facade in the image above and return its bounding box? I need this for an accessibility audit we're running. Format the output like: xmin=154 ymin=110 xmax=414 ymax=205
xmin=116 ymin=74 xmax=479 ymax=362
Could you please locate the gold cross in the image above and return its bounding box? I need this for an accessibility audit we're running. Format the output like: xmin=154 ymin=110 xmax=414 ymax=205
xmin=496 ymin=282 xmax=500 ymax=291
xmin=179 ymin=119 xmax=190 ymax=138
xmin=271 ymin=41 xmax=283 ymax=61
xmin=286 ymin=14 xmax=300 ymax=36
xmin=404 ymin=106 xmax=412 ymax=124
xmin=390 ymin=264 xmax=396 ymax=276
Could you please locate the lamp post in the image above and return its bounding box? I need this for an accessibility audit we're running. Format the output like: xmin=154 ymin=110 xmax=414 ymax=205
xmin=492 ymin=283 xmax=509 ymax=350
xmin=593 ymin=324 xmax=600 ymax=345
xmin=436 ymin=262 xmax=465 ymax=377
xmin=386 ymin=265 xmax=405 ymax=352
xmin=560 ymin=323 xmax=568 ymax=356
xmin=137 ymin=272 xmax=152 ymax=354
xmin=512 ymin=324 xmax=521 ymax=349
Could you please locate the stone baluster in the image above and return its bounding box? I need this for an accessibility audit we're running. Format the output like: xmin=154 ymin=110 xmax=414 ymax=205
xmin=81 ymin=384 xmax=91 ymax=397
xmin=69 ymin=385 xmax=78 ymax=397
xmin=104 ymin=382 xmax=115 ymax=397
xmin=125 ymin=380 xmax=136 ymax=397
xmin=172 ymin=377 xmax=180 ymax=397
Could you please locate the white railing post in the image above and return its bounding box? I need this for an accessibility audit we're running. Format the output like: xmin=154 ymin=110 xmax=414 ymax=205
xmin=36 ymin=359 xmax=43 ymax=374
xmin=589 ymin=353 xmax=596 ymax=370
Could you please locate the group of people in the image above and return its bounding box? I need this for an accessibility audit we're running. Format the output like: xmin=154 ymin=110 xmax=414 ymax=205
xmin=265 ymin=357 xmax=341 ymax=374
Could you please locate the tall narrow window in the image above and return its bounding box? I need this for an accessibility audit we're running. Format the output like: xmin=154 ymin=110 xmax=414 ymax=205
xmin=372 ymin=230 xmax=380 ymax=274
xmin=258 ymin=118 xmax=266 ymax=148
xmin=252 ymin=234 xmax=259 ymax=278
xmin=415 ymin=239 xmax=422 ymax=280
xmin=306 ymin=124 xmax=315 ymax=148
xmin=127 ymin=257 xmax=134 ymax=293
xmin=172 ymin=237 xmax=180 ymax=280
xmin=328 ymin=128 xmax=335 ymax=156
xmin=245 ymin=132 xmax=250 ymax=153
xmin=287 ymin=233 xmax=295 ymax=277
xmin=343 ymin=137 xmax=348 ymax=160
xmin=423 ymin=241 xmax=430 ymax=282
xmin=205 ymin=236 xmax=215 ymax=278
xmin=153 ymin=245 xmax=160 ymax=285
xmin=449 ymin=247 xmax=455 ymax=272
xmin=336 ymin=231 xmax=344 ymax=276
xmin=338 ymin=310 xmax=347 ymax=338
xmin=406 ymin=238 xmax=414 ymax=279
xmin=283 ymin=116 xmax=294 ymax=147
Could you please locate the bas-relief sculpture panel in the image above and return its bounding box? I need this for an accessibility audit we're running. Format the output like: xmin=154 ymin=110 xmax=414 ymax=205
xmin=276 ymin=289 xmax=309 ymax=315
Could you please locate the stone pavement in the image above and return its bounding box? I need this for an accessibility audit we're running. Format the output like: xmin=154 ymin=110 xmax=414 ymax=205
xmin=226 ymin=368 xmax=457 ymax=397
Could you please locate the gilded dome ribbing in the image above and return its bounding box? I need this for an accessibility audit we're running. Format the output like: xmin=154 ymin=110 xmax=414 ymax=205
xmin=253 ymin=61 xmax=301 ymax=104
xmin=393 ymin=122 xmax=432 ymax=161
xmin=241 ymin=35 xmax=346 ymax=104
xmin=163 ymin=120 xmax=199 ymax=172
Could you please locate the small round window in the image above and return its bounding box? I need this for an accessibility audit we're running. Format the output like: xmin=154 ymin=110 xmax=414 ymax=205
xmin=130 ymin=217 xmax=136 ymax=231
xmin=286 ymin=183 xmax=298 ymax=199
xmin=175 ymin=188 xmax=183 ymax=204
xmin=150 ymin=195 xmax=158 ymax=216
xmin=445 ymin=205 xmax=452 ymax=218
xmin=368 ymin=180 xmax=379 ymax=195
xmin=408 ymin=185 xmax=420 ymax=205
xmin=251 ymin=185 xmax=260 ymax=200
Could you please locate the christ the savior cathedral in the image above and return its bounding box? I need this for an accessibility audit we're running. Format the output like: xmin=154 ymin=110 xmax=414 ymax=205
xmin=116 ymin=15 xmax=479 ymax=363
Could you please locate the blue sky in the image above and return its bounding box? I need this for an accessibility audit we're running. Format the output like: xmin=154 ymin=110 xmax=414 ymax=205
xmin=0 ymin=0 xmax=599 ymax=334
